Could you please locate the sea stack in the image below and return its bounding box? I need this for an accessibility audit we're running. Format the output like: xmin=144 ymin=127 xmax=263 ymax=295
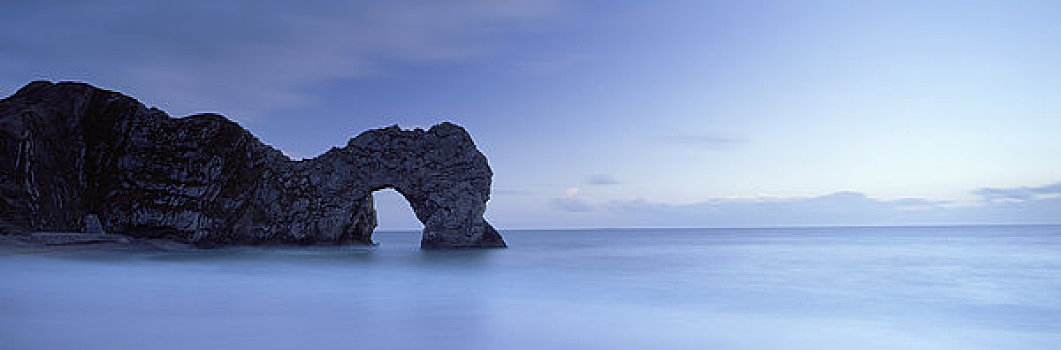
xmin=0 ymin=81 xmax=505 ymax=249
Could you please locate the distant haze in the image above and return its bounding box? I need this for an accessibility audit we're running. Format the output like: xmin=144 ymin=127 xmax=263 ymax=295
xmin=2 ymin=1 xmax=1059 ymax=229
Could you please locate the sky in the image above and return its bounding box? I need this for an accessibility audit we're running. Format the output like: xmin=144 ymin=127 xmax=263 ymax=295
xmin=1 ymin=0 xmax=1059 ymax=229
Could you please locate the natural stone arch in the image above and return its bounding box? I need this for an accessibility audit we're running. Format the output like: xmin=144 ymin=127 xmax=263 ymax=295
xmin=0 ymin=81 xmax=506 ymax=249
xmin=298 ymin=123 xmax=506 ymax=248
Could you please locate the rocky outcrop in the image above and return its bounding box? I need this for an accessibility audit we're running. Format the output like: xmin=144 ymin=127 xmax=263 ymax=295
xmin=0 ymin=81 xmax=505 ymax=249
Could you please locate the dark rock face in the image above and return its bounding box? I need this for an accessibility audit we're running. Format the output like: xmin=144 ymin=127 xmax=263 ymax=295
xmin=0 ymin=81 xmax=505 ymax=249
xmin=82 ymin=214 xmax=105 ymax=234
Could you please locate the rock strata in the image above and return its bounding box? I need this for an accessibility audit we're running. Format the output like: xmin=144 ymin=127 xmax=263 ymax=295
xmin=0 ymin=81 xmax=505 ymax=249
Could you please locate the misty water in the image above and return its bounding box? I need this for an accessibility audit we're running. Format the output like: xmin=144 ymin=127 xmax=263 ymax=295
xmin=2 ymin=226 xmax=1059 ymax=349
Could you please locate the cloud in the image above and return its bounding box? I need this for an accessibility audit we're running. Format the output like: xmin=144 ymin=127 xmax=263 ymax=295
xmin=585 ymin=174 xmax=619 ymax=185
xmin=973 ymin=182 xmax=1061 ymax=201
xmin=666 ymin=134 xmax=748 ymax=150
xmin=550 ymin=197 xmax=594 ymax=212
xmin=564 ymin=187 xmax=581 ymax=197
xmin=508 ymin=52 xmax=593 ymax=76
xmin=0 ymin=0 xmax=567 ymax=120
xmin=515 ymin=182 xmax=1061 ymax=228
xmin=561 ymin=185 xmax=1061 ymax=227
xmin=548 ymin=186 xmax=596 ymax=212
xmin=601 ymin=192 xmax=950 ymax=227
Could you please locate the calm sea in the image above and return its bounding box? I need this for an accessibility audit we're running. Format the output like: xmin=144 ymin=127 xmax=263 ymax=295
xmin=2 ymin=226 xmax=1059 ymax=349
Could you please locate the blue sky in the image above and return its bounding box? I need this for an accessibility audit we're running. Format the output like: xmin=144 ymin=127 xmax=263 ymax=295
xmin=2 ymin=0 xmax=1059 ymax=229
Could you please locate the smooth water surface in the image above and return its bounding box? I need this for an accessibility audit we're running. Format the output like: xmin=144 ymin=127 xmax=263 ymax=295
xmin=2 ymin=226 xmax=1059 ymax=349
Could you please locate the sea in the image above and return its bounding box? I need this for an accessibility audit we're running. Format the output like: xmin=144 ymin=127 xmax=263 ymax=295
xmin=1 ymin=225 xmax=1059 ymax=350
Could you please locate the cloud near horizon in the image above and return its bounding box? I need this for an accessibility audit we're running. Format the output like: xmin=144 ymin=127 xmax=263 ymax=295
xmin=973 ymin=182 xmax=1061 ymax=202
xmin=546 ymin=182 xmax=1061 ymax=227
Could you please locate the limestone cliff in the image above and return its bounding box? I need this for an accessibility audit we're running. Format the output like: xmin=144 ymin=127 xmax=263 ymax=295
xmin=0 ymin=81 xmax=505 ymax=248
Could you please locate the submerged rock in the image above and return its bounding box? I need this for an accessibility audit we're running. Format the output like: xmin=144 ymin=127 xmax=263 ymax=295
xmin=0 ymin=81 xmax=505 ymax=249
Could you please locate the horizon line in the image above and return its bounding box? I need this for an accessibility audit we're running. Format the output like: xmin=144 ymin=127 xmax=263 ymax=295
xmin=374 ymin=222 xmax=1061 ymax=232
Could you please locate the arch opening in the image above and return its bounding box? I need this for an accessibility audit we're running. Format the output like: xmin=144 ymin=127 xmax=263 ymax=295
xmin=371 ymin=188 xmax=422 ymax=246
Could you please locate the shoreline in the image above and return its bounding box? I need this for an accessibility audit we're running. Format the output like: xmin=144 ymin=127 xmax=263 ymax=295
xmin=0 ymin=233 xmax=383 ymax=256
xmin=0 ymin=233 xmax=194 ymax=255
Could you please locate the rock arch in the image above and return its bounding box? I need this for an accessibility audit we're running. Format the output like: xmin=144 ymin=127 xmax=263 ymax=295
xmin=291 ymin=123 xmax=506 ymax=248
xmin=0 ymin=81 xmax=506 ymax=249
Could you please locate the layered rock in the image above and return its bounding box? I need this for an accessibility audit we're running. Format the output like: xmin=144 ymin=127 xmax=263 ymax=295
xmin=0 ymin=81 xmax=505 ymax=248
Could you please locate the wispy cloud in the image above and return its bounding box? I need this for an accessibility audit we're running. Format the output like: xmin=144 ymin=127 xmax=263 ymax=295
xmin=666 ymin=134 xmax=748 ymax=151
xmin=549 ymin=197 xmax=595 ymax=212
xmin=0 ymin=0 xmax=568 ymax=120
xmin=549 ymin=186 xmax=595 ymax=212
xmin=551 ymin=184 xmax=1061 ymax=227
xmin=585 ymin=174 xmax=619 ymax=185
xmin=508 ymin=52 xmax=593 ymax=76
xmin=973 ymin=182 xmax=1061 ymax=202
xmin=602 ymin=191 xmax=952 ymax=226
